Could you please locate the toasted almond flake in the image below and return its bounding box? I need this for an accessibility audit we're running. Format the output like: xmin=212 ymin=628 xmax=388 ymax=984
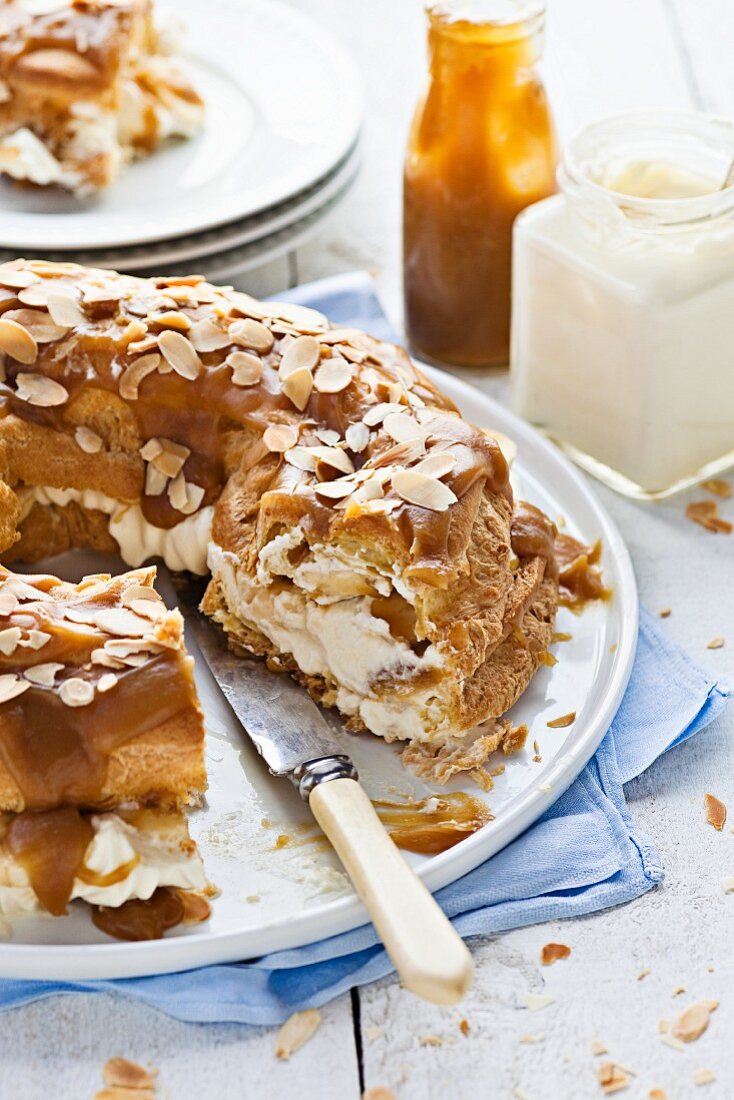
xmin=308 ymin=445 xmax=355 ymax=476
xmin=383 ymin=411 xmax=424 ymax=443
xmin=0 ymin=674 xmax=30 ymax=704
xmin=95 ymin=672 xmax=118 ymax=693
xmin=188 ymin=318 xmax=230 ymax=352
xmin=721 ymin=875 xmax=734 ymax=893
xmin=686 ymin=499 xmax=732 ymax=534
xmin=315 ymin=428 xmax=340 ymax=446
xmin=599 ymin=1062 xmax=631 ymax=1094
xmin=157 ymin=330 xmax=201 ymax=380
xmin=127 ymin=336 xmax=159 ymax=356
xmin=229 ymin=318 xmax=274 ymax=354
xmin=267 ymin=302 xmax=328 ymax=333
xmin=701 ymin=478 xmax=732 ymax=499
xmin=102 ymin=1057 xmax=156 ymax=1090
xmin=637 ymin=967 xmax=651 ymax=981
xmin=45 ymin=287 xmax=85 ymax=327
xmin=419 ymin=1034 xmax=443 ymax=1047
xmin=547 ymin=712 xmax=576 ymax=729
xmin=59 ymin=677 xmax=95 ymax=707
xmin=275 ymin=1009 xmax=322 ymax=1060
xmin=0 ymin=626 xmax=21 ymax=654
xmin=314 ymin=479 xmax=356 ymax=500
xmin=4 ymin=309 xmax=68 ymax=343
xmin=362 ymin=1089 xmax=397 ymax=1100
xmin=145 ymin=464 xmax=168 ymax=496
xmin=75 ymin=425 xmax=103 ymax=454
xmin=91 ymin=648 xmax=124 ymax=669
xmin=227 ymin=351 xmax=263 ymax=387
xmin=659 ymin=608 xmax=672 ymax=618
xmin=512 ymin=1089 xmax=531 ymax=1099
xmin=592 ymin=1038 xmax=609 ymax=1056
xmin=0 ymin=317 xmax=37 ymax=362
xmin=694 ymin=1068 xmax=716 ymax=1086
xmin=284 ymin=446 xmax=317 ymax=472
xmin=650 ymin=1090 xmax=669 ymax=1099
xmin=541 ymin=943 xmax=571 ymax=966
xmin=139 ymin=438 xmax=163 ymax=462
xmin=661 ymin=1033 xmax=685 ymax=1052
xmin=707 ymin=637 xmax=725 ymax=649
xmin=94 ymin=608 xmax=153 ymax=638
xmin=313 ymin=356 xmax=352 ymax=394
xmin=519 ymin=1033 xmax=545 ymax=1044
xmin=280 ymin=334 xmax=320 ymax=377
xmin=673 ymin=1003 xmax=714 ymax=1043
xmin=151 ymin=439 xmax=190 ymax=479
xmin=22 ymin=629 xmax=51 ymax=650
xmin=413 ymin=451 xmax=457 ymax=479
xmin=15 ymin=372 xmax=68 ymax=407
xmin=672 ymin=985 xmax=686 ymax=997
xmin=282 ymin=366 xmax=313 ymax=411
xmin=0 ymin=592 xmax=19 ymax=616
xmin=119 ymin=353 xmax=161 ymax=400
xmin=263 ymin=424 xmax=298 ymax=453
xmin=148 ymin=310 xmax=191 ymax=333
xmin=167 ymin=470 xmax=188 ymax=512
xmin=0 ymin=266 xmax=39 ymax=289
xmin=345 ymin=421 xmax=370 ymax=453
xmin=659 ymin=1019 xmax=669 ymax=1034
xmin=362 ymin=401 xmax=404 ymax=427
xmin=523 ymin=992 xmax=555 ymax=1012
xmin=705 ymin=793 xmax=726 ymax=831
xmin=392 ymin=469 xmax=457 ymax=512
xmin=365 ymin=1025 xmax=385 ymax=1041
xmin=23 ymin=662 xmax=64 ymax=687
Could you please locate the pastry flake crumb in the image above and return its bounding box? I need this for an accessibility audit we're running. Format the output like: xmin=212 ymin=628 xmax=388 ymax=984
xmin=672 ymin=1002 xmax=716 ymax=1043
xmin=704 ymin=793 xmax=727 ymax=831
xmin=519 ymin=1033 xmax=545 ymax=1044
xmin=659 ymin=608 xmax=672 ymax=618
xmin=701 ymin=478 xmax=732 ymax=499
xmin=541 ymin=942 xmax=571 ymax=966
xmin=102 ymin=1057 xmax=156 ymax=1091
xmin=94 ymin=1091 xmax=156 ymax=1100
xmin=685 ymin=500 xmax=732 ymax=534
xmin=365 ymin=1026 xmax=384 ymax=1041
xmin=459 ymin=1019 xmax=470 ymax=1037
xmin=419 ymin=1035 xmax=443 ymax=1047
xmin=672 ymin=986 xmax=686 ymax=997
xmin=552 ymin=631 xmax=573 ymax=642
xmin=598 ymin=1062 xmax=631 ymax=1093
xmin=592 ymin=1038 xmax=609 ymax=1056
xmin=637 ymin=967 xmax=651 ymax=981
xmin=275 ymin=1009 xmax=322 ymax=1060
xmin=660 ymin=1034 xmax=685 ymax=1052
xmin=706 ymin=637 xmax=725 ymax=649
xmin=649 ymin=1090 xmax=668 ymax=1100
xmin=362 ymin=1089 xmax=397 ymax=1100
xmin=694 ymin=1068 xmax=716 ymax=1086
xmin=524 ymin=992 xmax=555 ymax=1011
xmin=547 ymin=712 xmax=576 ymax=729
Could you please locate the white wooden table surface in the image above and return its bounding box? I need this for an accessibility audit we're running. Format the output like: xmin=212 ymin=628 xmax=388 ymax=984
xmin=6 ymin=2 xmax=734 ymax=1097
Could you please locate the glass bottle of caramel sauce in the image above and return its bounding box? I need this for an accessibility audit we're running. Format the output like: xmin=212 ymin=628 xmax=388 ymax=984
xmin=404 ymin=1 xmax=557 ymax=367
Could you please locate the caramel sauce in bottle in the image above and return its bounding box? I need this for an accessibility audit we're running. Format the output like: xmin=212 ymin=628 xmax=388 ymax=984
xmin=404 ymin=1 xmax=557 ymax=367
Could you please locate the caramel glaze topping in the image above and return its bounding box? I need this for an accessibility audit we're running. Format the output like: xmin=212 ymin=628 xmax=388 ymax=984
xmin=0 ymin=566 xmax=198 ymax=808
xmin=0 ymin=261 xmax=510 ymax=587
xmin=511 ymin=501 xmax=610 ymax=612
xmin=5 ymin=805 xmax=92 ymax=916
xmin=92 ymin=886 xmax=185 ymax=942
xmin=376 ymin=792 xmax=493 ymax=855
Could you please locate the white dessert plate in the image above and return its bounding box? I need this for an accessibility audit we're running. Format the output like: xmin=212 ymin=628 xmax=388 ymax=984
xmin=0 ymin=371 xmax=637 ymax=980
xmin=0 ymin=0 xmax=363 ymax=251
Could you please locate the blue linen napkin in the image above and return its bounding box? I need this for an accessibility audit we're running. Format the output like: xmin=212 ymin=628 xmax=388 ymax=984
xmin=0 ymin=273 xmax=728 ymax=1026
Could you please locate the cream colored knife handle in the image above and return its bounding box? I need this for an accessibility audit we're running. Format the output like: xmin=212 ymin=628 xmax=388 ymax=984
xmin=309 ymin=776 xmax=473 ymax=1005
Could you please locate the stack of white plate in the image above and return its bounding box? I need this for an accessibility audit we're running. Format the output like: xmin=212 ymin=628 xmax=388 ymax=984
xmin=0 ymin=0 xmax=363 ymax=283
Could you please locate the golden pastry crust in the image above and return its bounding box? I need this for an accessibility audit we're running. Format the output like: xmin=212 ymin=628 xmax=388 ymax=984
xmin=0 ymin=259 xmax=560 ymax=784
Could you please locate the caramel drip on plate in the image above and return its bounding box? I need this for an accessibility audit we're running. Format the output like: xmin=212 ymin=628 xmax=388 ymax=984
xmin=555 ymin=534 xmax=612 ymax=612
xmin=92 ymin=886 xmax=184 ymax=941
xmin=7 ymin=806 xmax=93 ymax=916
xmin=376 ymin=792 xmax=493 ymax=854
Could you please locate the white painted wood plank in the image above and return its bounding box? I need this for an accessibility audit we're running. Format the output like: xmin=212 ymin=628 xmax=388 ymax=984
xmin=668 ymin=0 xmax=734 ymax=112
xmin=4 ymin=992 xmax=360 ymax=1100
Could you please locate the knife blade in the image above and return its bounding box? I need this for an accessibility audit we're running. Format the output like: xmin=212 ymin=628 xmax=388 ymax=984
xmin=171 ymin=571 xmax=473 ymax=1006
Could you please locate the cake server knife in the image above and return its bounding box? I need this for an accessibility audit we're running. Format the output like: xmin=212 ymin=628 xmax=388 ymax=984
xmin=173 ymin=575 xmax=473 ymax=1006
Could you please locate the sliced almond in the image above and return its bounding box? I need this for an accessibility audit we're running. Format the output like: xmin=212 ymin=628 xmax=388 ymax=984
xmin=0 ymin=266 xmax=39 ymax=290
xmin=267 ymin=302 xmax=328 ymax=334
xmin=362 ymin=402 xmax=404 ymax=427
xmin=157 ymin=330 xmax=201 ymax=381
xmin=3 ymin=309 xmax=69 ymax=343
xmin=313 ymin=357 xmax=352 ymax=394
xmin=282 ymin=366 xmax=313 ymax=411
xmin=228 ymin=351 xmax=263 ymax=387
xmin=279 ymin=334 xmax=320 ymax=378
xmin=139 ymin=438 xmax=163 ymax=462
xmin=229 ymin=318 xmax=274 ymax=354
xmin=263 ymin=425 xmax=298 ymax=453
xmin=24 ymin=663 xmax=64 ymax=687
xmin=93 ymin=608 xmax=153 ymax=638
xmin=0 ymin=627 xmax=21 ymax=655
xmin=413 ymin=452 xmax=456 ymax=479
xmin=392 ymin=469 xmax=458 ymax=512
xmin=284 ymin=446 xmax=317 ymax=473
xmin=345 ymin=422 xmax=370 ymax=453
xmin=704 ymin=793 xmax=726 ymax=831
xmin=0 ymin=592 xmax=19 ymax=616
xmin=75 ymin=426 xmax=103 ymax=454
xmin=148 ymin=310 xmax=191 ymax=333
xmin=0 ymin=318 xmax=37 ymax=363
xmin=314 ymin=479 xmax=356 ymax=500
xmin=59 ymin=677 xmax=95 ymax=707
xmin=151 ymin=439 xmax=190 ymax=479
xmin=15 ymin=48 xmax=99 ymax=82
xmin=0 ymin=674 xmax=30 ymax=704
xmin=45 ymin=288 xmax=85 ymax=328
xmin=672 ymin=1002 xmax=713 ymax=1043
xmin=127 ymin=336 xmax=159 ymax=357
xmin=308 ymin=445 xmax=355 ymax=476
xmin=275 ymin=1009 xmax=322 ymax=1060
xmin=102 ymin=1057 xmax=155 ymax=1091
xmin=15 ymin=373 xmax=68 ymax=407
xmin=145 ymin=464 xmax=168 ymax=496
xmin=547 ymin=712 xmax=576 ymax=729
xmin=189 ymin=318 xmax=231 ymax=352
xmin=119 ymin=353 xmax=161 ymax=400
xmin=97 ymin=672 xmax=119 ymax=693
xmin=167 ymin=470 xmax=188 ymax=512
xmin=315 ymin=428 xmax=340 ymax=447
xmin=22 ymin=629 xmax=51 ymax=650
xmin=383 ymin=411 xmax=424 ymax=444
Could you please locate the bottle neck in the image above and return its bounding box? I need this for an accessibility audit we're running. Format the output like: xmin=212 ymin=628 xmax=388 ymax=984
xmin=426 ymin=2 xmax=545 ymax=74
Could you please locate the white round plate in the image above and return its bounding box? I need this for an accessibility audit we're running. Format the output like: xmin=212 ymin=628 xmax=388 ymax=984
xmin=0 ymin=373 xmax=637 ymax=980
xmin=0 ymin=0 xmax=363 ymax=251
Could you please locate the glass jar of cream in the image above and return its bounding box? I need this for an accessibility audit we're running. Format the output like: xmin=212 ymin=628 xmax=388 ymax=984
xmin=511 ymin=110 xmax=734 ymax=499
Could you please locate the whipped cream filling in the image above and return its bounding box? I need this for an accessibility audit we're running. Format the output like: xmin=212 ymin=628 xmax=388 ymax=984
xmin=0 ymin=813 xmax=206 ymax=918
xmin=24 ymin=487 xmax=212 ymax=575
xmin=209 ymin=540 xmax=447 ymax=744
xmin=0 ymin=127 xmax=79 ymax=189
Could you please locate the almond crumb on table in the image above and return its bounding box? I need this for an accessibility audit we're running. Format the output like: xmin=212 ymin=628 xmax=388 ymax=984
xmin=701 ymin=478 xmax=732 ymax=498
xmin=541 ymin=942 xmax=572 ymax=965
xmin=671 ymin=1001 xmax=718 ymax=1043
xmin=706 ymin=636 xmax=725 ymax=649
xmin=694 ymin=1068 xmax=717 ymax=1085
xmin=685 ymin=500 xmax=733 ymax=533
xmin=547 ymin=711 xmax=576 ymax=728
xmin=275 ymin=1009 xmax=322 ymax=1060
xmin=598 ymin=1061 xmax=631 ymax=1093
xmin=659 ymin=607 xmax=672 ymax=618
xmin=362 ymin=1089 xmax=397 ymax=1100
xmin=704 ymin=793 xmax=727 ymax=831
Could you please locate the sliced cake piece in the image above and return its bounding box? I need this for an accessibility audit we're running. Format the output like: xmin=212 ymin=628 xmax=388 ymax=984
xmin=0 ymin=564 xmax=206 ymax=812
xmin=0 ymin=0 xmax=204 ymax=194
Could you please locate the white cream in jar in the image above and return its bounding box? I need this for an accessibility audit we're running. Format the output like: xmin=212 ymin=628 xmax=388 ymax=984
xmin=511 ymin=110 xmax=734 ymax=499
